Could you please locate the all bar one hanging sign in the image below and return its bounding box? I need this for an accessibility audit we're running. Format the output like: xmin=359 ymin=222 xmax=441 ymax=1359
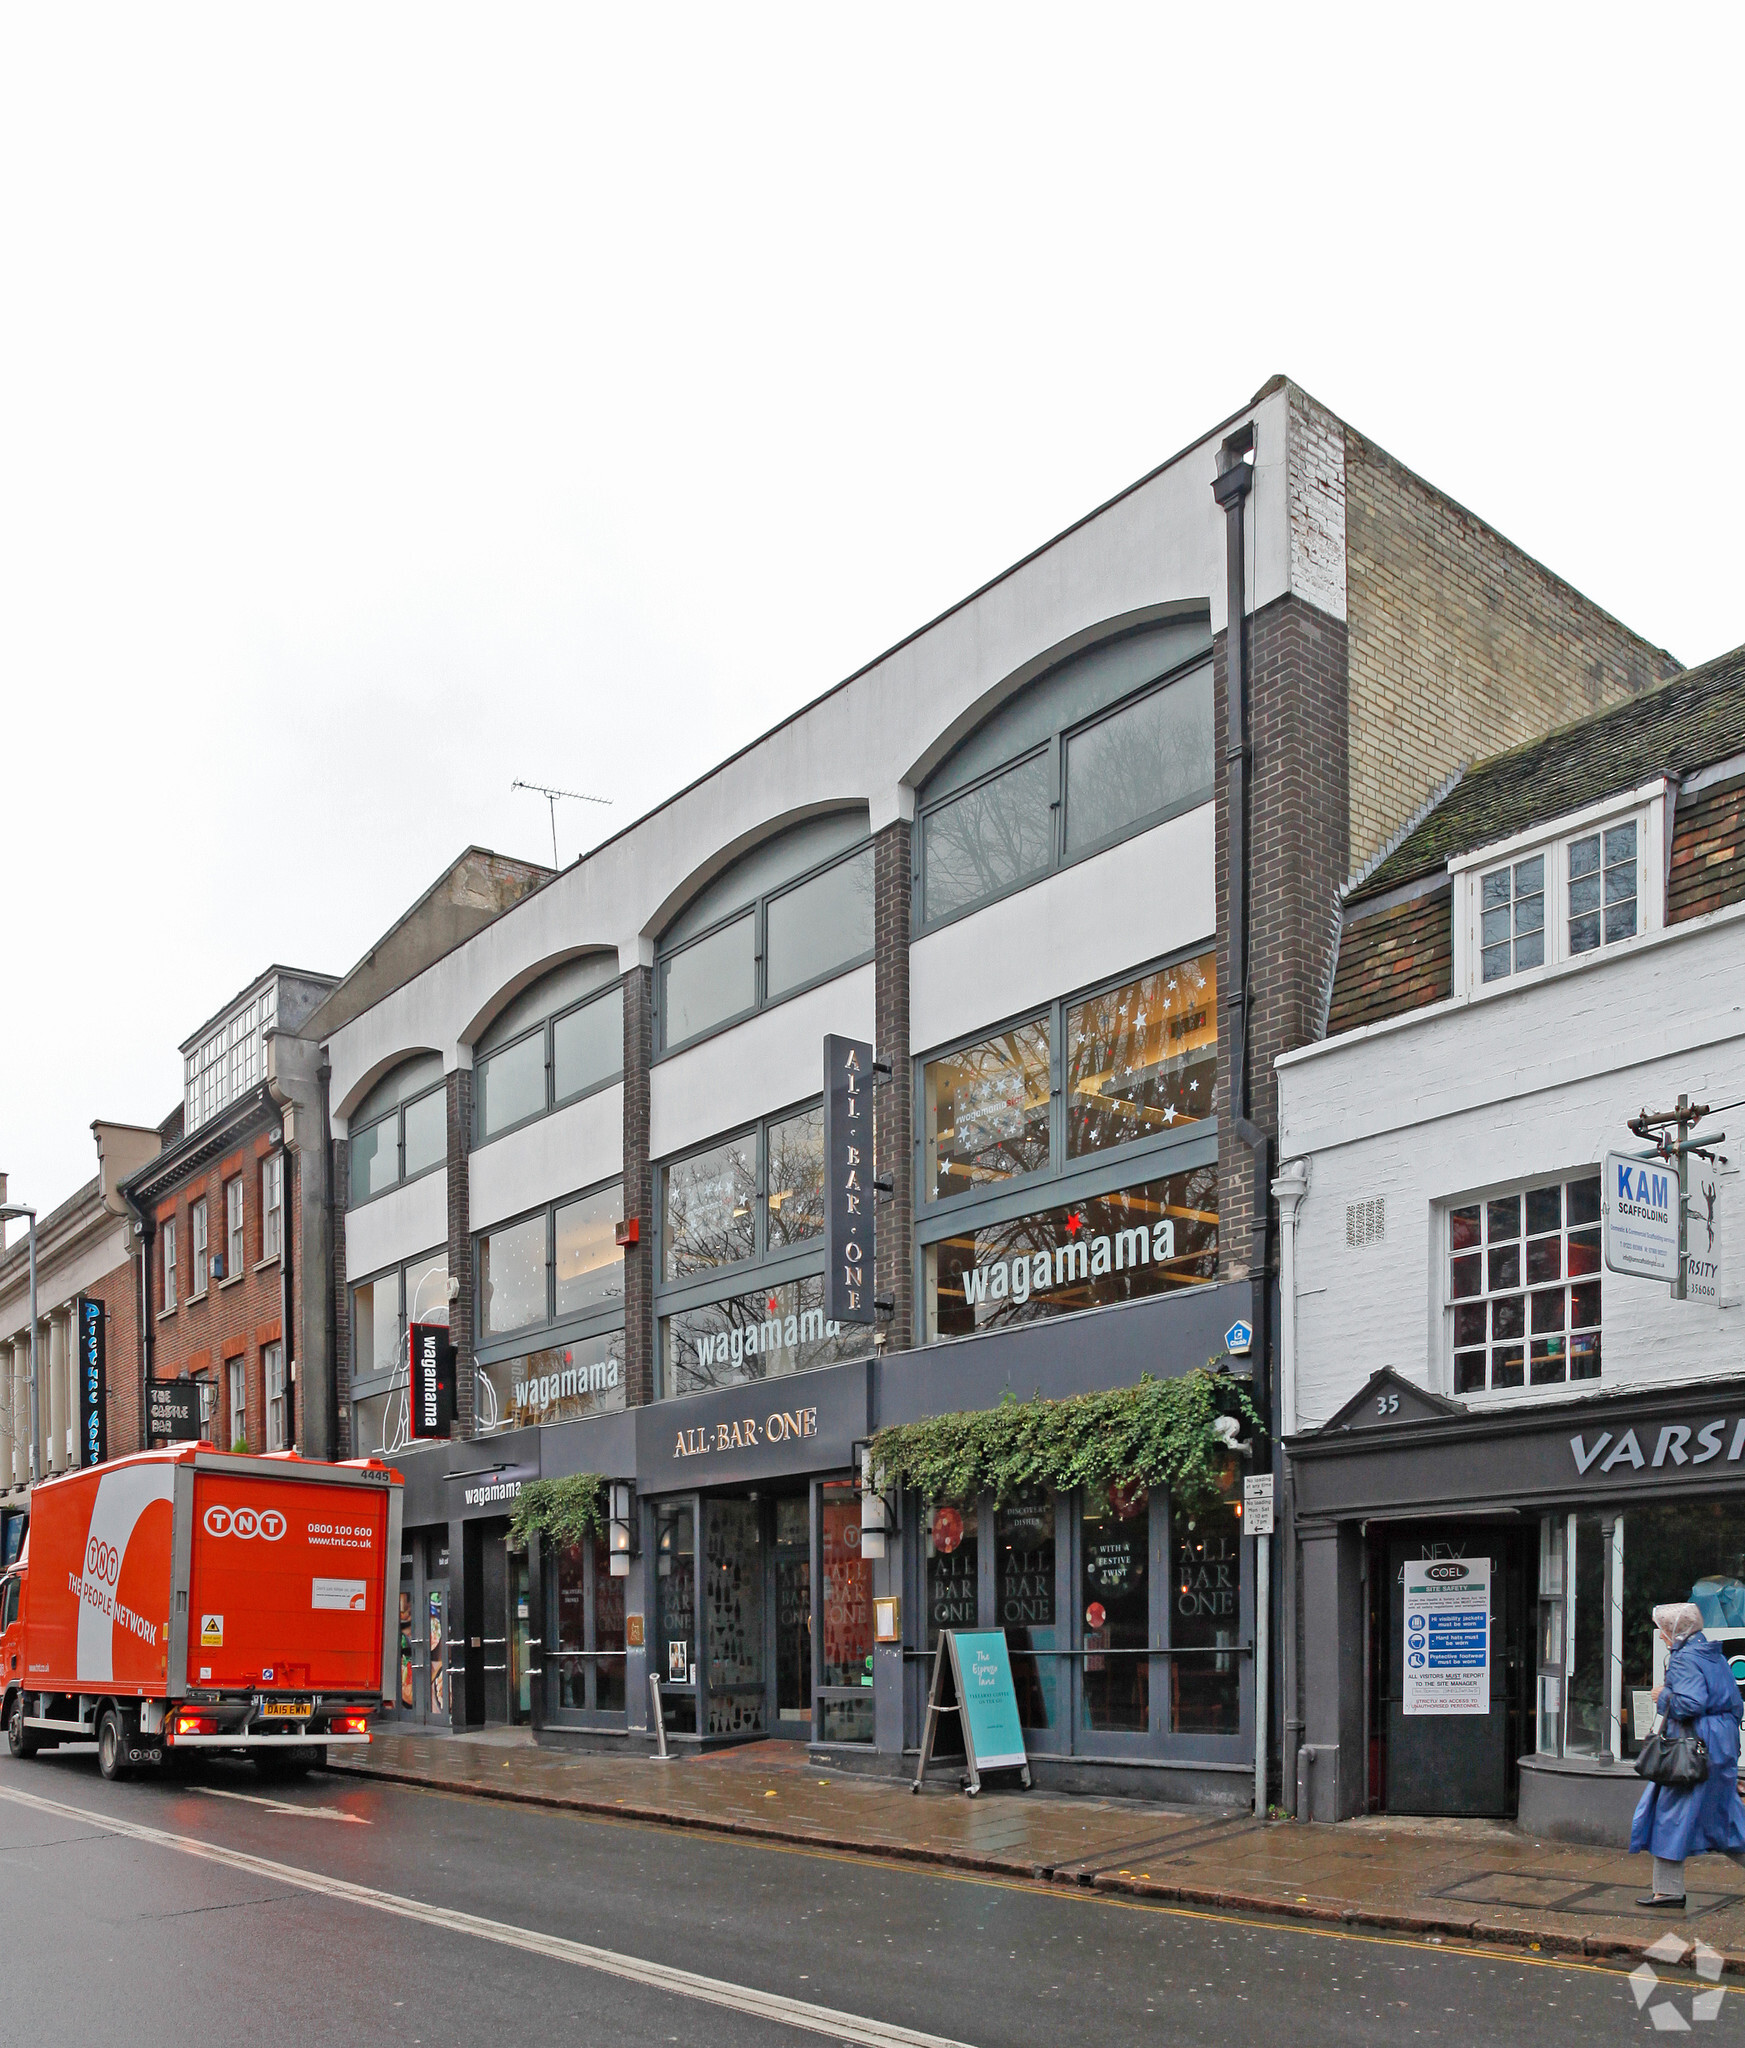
xmin=822 ymin=1034 xmax=876 ymax=1325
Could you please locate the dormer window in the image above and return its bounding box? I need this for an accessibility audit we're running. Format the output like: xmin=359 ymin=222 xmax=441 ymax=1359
xmin=1453 ymin=780 xmax=1667 ymax=997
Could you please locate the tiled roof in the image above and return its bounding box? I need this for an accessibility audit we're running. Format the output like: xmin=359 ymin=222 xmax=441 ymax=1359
xmin=1352 ymin=641 xmax=1745 ymax=902
xmin=1326 ymin=883 xmax=1453 ymax=1037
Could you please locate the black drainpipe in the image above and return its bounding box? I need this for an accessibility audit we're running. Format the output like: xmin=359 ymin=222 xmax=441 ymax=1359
xmin=1212 ymin=429 xmax=1273 ymax=1439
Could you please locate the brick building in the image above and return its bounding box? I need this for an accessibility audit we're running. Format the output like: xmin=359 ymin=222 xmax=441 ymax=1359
xmin=0 ymin=1121 xmax=162 ymax=1551
xmin=302 ymin=375 xmax=1680 ymax=1801
xmin=1277 ymin=643 xmax=1745 ymax=1836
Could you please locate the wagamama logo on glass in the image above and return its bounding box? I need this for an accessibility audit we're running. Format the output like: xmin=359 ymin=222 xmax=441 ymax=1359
xmin=959 ymin=1218 xmax=1175 ymax=1310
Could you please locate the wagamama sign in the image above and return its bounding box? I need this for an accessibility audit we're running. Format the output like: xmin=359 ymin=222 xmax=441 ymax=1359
xmin=960 ymin=1218 xmax=1175 ymax=1311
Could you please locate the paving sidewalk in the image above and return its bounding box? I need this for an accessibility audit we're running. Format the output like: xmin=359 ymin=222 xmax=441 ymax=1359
xmin=329 ymin=1728 xmax=1745 ymax=1976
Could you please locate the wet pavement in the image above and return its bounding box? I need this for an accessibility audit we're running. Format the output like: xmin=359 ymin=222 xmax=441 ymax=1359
xmin=329 ymin=1728 xmax=1745 ymax=1972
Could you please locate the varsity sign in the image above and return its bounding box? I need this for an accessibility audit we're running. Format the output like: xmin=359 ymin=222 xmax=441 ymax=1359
xmin=409 ymin=1321 xmax=455 ymax=1439
xmin=823 ymin=1034 xmax=875 ymax=1325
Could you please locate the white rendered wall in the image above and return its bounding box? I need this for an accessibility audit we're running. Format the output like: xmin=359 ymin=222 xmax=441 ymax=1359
xmin=909 ymin=802 xmax=1216 ymax=1058
xmin=1277 ymin=903 xmax=1745 ymax=1433
xmin=650 ymin=965 xmax=875 ymax=1163
xmin=321 ymin=384 xmax=1307 ymax=1117
xmin=470 ymin=1083 xmax=625 ymax=1233
xmin=345 ymin=1168 xmax=448 ymax=1284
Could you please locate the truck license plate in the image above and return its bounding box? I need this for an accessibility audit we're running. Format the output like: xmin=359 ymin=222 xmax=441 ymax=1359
xmin=263 ymin=1699 xmax=313 ymax=1719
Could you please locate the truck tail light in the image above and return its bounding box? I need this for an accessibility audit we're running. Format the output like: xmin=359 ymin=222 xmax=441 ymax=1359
xmin=333 ymin=1713 xmax=369 ymax=1736
xmin=173 ymin=1713 xmax=217 ymax=1738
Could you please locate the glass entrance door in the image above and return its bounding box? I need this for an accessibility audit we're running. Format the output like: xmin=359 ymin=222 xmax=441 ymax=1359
xmin=655 ymin=1504 xmax=698 ymax=1735
xmin=774 ymin=1494 xmax=812 ymax=1731
xmin=510 ymin=1555 xmax=532 ymax=1724
xmin=705 ymin=1497 xmax=766 ymax=1735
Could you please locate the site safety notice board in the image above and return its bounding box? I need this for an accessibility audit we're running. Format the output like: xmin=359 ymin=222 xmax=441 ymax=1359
xmin=1402 ymin=1557 xmax=1491 ymax=1715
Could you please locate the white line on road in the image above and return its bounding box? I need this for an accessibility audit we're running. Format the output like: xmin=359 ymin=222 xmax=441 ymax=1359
xmin=0 ymin=1782 xmax=974 ymax=2048
xmin=193 ymin=1786 xmax=369 ymax=1824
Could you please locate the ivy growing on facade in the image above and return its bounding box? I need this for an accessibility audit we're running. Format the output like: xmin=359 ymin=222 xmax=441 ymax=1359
xmin=508 ymin=1473 xmax=607 ymax=1552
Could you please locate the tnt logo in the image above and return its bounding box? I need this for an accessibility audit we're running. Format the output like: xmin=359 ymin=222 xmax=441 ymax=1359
xmin=203 ymin=1505 xmax=286 ymax=1541
xmin=1631 ymin=1932 xmax=1725 ymax=2028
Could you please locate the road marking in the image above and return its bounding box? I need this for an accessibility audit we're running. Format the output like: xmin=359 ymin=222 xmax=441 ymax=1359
xmin=194 ymin=1787 xmax=368 ymax=1825
xmin=0 ymin=1783 xmax=974 ymax=2047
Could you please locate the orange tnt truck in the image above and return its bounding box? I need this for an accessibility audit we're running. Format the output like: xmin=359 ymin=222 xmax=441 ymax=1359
xmin=0 ymin=1443 xmax=403 ymax=1781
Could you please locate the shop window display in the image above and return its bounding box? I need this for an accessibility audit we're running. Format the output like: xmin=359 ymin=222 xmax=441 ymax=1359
xmin=1171 ymin=1482 xmax=1240 ymax=1733
xmin=925 ymin=1501 xmax=979 ymax=1654
xmin=997 ymin=1490 xmax=1058 ymax=1732
xmin=820 ymin=1480 xmax=873 ymax=1741
xmin=705 ymin=1499 xmax=766 ymax=1736
xmin=1081 ymin=1481 xmax=1150 ymax=1735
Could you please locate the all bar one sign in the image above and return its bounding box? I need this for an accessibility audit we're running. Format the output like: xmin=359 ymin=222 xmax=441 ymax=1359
xmin=823 ymin=1034 xmax=875 ymax=1325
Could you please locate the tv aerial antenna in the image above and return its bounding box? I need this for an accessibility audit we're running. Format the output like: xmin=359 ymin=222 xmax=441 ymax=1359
xmin=511 ymin=781 xmax=611 ymax=868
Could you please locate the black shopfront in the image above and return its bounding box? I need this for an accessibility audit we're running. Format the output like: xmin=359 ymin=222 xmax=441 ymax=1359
xmin=1290 ymin=1369 xmax=1745 ymax=1843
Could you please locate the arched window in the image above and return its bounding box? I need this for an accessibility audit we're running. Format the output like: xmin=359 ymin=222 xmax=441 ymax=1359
xmin=656 ymin=812 xmax=874 ymax=1054
xmin=916 ymin=618 xmax=1213 ymax=931
xmin=474 ymin=955 xmax=623 ymax=1145
xmin=349 ymin=1054 xmax=446 ymax=1206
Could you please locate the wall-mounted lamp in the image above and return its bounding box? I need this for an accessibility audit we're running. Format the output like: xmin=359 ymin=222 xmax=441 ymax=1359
xmin=608 ymin=1481 xmax=636 ymax=1578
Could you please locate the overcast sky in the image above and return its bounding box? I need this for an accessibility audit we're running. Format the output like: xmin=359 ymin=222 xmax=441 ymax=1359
xmin=3 ymin=8 xmax=1741 ymax=1237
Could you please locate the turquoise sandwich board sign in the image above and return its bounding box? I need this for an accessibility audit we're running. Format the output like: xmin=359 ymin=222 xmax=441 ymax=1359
xmin=912 ymin=1629 xmax=1031 ymax=1795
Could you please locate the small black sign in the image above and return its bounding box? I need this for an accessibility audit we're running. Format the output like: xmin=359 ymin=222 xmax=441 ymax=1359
xmin=76 ymin=1297 xmax=107 ymax=1467
xmin=410 ymin=1322 xmax=455 ymax=1439
xmin=148 ymin=1379 xmax=201 ymax=1444
xmin=822 ymin=1034 xmax=875 ymax=1325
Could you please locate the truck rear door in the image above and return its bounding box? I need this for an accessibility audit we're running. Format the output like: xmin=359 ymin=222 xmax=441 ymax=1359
xmin=187 ymin=1472 xmax=389 ymax=1696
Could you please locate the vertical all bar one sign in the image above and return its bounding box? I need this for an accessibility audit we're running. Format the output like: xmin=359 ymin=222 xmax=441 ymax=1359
xmin=822 ymin=1035 xmax=876 ymax=1325
xmin=76 ymin=1295 xmax=107 ymax=1468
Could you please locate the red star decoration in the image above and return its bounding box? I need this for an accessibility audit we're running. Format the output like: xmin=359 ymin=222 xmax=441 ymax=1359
xmin=767 ymin=1295 xmax=780 ymax=1316
xmin=1064 ymin=1211 xmax=1083 ymax=1237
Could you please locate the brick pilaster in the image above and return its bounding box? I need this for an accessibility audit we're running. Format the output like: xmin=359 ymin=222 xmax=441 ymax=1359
xmin=447 ymin=1069 xmax=475 ymax=1438
xmin=330 ymin=1134 xmax=350 ymax=1455
xmin=621 ymin=965 xmax=655 ymax=1406
xmin=873 ymin=821 xmax=913 ymax=1351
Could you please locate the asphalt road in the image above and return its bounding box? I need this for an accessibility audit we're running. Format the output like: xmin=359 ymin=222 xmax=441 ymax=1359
xmin=0 ymin=1746 xmax=1711 ymax=2046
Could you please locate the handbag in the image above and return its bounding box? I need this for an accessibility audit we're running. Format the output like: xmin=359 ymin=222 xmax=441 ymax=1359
xmin=1635 ymin=1716 xmax=1711 ymax=1788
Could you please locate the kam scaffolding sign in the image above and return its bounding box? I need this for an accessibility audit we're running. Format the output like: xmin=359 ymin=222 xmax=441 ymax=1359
xmin=1603 ymin=1151 xmax=1679 ymax=1283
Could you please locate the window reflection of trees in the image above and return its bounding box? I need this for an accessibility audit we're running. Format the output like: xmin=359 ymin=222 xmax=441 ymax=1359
xmin=1067 ymin=954 xmax=1217 ymax=1158
xmin=1064 ymin=672 xmax=1214 ymax=855
xmin=922 ymin=754 xmax=1053 ymax=923
xmin=664 ymin=1275 xmax=869 ymax=1397
xmin=663 ymin=1137 xmax=756 ymax=1280
xmin=766 ymin=1107 xmax=824 ymax=1250
xmin=928 ymin=1023 xmax=1052 ymax=1198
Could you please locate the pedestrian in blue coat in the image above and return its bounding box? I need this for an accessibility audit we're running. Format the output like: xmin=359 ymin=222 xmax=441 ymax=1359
xmin=1631 ymin=1602 xmax=1745 ymax=1907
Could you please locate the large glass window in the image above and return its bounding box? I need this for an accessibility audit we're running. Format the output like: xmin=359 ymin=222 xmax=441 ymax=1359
xmin=476 ymin=976 xmax=623 ymax=1144
xmin=1170 ymin=1479 xmax=1241 ymax=1734
xmin=479 ymin=1213 xmax=548 ymax=1337
xmin=764 ymin=1105 xmax=825 ymax=1251
xmin=1081 ymin=1481 xmax=1150 ymax=1735
xmin=1064 ymin=666 xmax=1215 ymax=857
xmin=926 ymin=1167 xmax=1218 ymax=1340
xmin=924 ymin=1018 xmax=1052 ymax=1200
xmin=476 ymin=1327 xmax=624 ymax=1435
xmin=350 ymin=1066 xmax=447 ymax=1205
xmin=663 ymin=1275 xmax=862 ymax=1399
xmin=1066 ymin=953 xmax=1216 ymax=1156
xmin=997 ymin=1491 xmax=1059 ymax=1732
xmin=819 ymin=1481 xmax=873 ymax=1742
xmin=924 ymin=1502 xmax=978 ymax=1654
xmin=920 ymin=754 xmax=1055 ymax=927
xmin=657 ymin=838 xmax=874 ymax=1054
xmin=477 ymin=1182 xmax=625 ymax=1342
xmin=917 ymin=650 xmax=1215 ymax=930
xmin=1448 ymin=1174 xmax=1601 ymax=1395
xmin=349 ymin=1249 xmax=449 ymax=1457
xmin=661 ymin=1132 xmax=757 ymax=1281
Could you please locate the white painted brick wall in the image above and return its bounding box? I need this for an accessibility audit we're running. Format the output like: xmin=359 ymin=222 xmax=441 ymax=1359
xmin=1278 ymin=901 xmax=1745 ymax=1432
xmin=1288 ymin=385 xmax=1347 ymax=623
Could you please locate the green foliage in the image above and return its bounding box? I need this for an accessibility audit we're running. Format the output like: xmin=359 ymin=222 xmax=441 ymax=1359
xmin=869 ymin=1368 xmax=1259 ymax=1517
xmin=508 ymin=1473 xmax=607 ymax=1553
xmin=230 ymin=1438 xmax=249 ymax=1457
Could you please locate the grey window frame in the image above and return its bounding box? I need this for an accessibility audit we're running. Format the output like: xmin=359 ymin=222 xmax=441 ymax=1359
xmin=162 ymin=1218 xmax=177 ymax=1312
xmin=348 ymin=1242 xmax=451 ymax=1414
xmin=655 ymin=841 xmax=875 ymax=1058
xmin=472 ymin=1175 xmax=626 ymax=1365
xmin=350 ymin=1079 xmax=449 ymax=1208
xmin=189 ymin=1199 xmax=209 ymax=1300
xmin=916 ymin=944 xmax=1218 ymax=1219
xmin=899 ymin=1484 xmax=1252 ymax=1763
xmin=473 ymin=981 xmax=625 ymax=1149
xmin=653 ymin=1099 xmax=840 ymax=1391
xmin=915 ymin=654 xmax=1215 ymax=936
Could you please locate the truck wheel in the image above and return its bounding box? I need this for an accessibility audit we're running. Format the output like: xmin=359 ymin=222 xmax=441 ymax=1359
xmin=7 ymin=1693 xmax=39 ymax=1761
xmin=97 ymin=1708 xmax=130 ymax=1782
